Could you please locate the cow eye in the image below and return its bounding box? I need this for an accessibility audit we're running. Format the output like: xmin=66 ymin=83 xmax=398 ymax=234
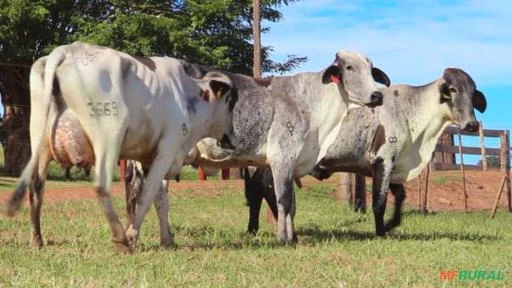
xmin=346 ymin=65 xmax=354 ymax=71
xmin=449 ymin=87 xmax=458 ymax=94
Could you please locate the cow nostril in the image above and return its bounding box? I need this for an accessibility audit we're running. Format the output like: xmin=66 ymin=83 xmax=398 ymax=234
xmin=464 ymin=121 xmax=479 ymax=132
xmin=369 ymin=91 xmax=383 ymax=106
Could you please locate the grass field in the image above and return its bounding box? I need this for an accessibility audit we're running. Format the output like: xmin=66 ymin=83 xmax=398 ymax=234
xmin=0 ymin=182 xmax=510 ymax=287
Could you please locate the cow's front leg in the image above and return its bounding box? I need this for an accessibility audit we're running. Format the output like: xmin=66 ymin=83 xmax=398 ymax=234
xmin=371 ymin=158 xmax=393 ymax=237
xmin=269 ymin=162 xmax=297 ymax=244
xmin=126 ymin=145 xmax=175 ymax=250
xmin=384 ymin=183 xmax=406 ymax=232
xmin=153 ymin=180 xmax=173 ymax=247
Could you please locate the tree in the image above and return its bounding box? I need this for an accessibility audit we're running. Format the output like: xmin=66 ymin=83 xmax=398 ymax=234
xmin=0 ymin=0 xmax=306 ymax=175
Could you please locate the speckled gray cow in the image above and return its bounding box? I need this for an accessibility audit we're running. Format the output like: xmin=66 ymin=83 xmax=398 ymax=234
xmin=179 ymin=51 xmax=391 ymax=244
xmin=245 ymin=68 xmax=487 ymax=237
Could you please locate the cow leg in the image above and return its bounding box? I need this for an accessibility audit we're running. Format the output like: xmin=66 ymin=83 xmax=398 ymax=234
xmin=244 ymin=168 xmax=265 ymax=234
xmin=124 ymin=160 xmax=143 ymax=228
xmin=92 ymin=142 xmax=128 ymax=252
xmin=261 ymin=169 xmax=278 ymax=220
xmin=153 ymin=180 xmax=173 ymax=247
xmin=384 ymin=183 xmax=406 ymax=232
xmin=371 ymin=158 xmax=392 ymax=237
xmin=29 ymin=150 xmax=51 ymax=248
xmin=126 ymin=143 xmax=175 ymax=249
xmin=64 ymin=167 xmax=71 ymax=180
xmin=269 ymin=162 xmax=297 ymax=244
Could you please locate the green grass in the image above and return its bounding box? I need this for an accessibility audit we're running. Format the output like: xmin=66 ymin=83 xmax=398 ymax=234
xmin=0 ymin=183 xmax=511 ymax=287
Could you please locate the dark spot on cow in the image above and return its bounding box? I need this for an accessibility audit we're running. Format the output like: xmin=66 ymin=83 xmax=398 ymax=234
xmin=394 ymin=90 xmax=399 ymax=97
xmin=182 ymin=123 xmax=188 ymax=136
xmin=253 ymin=77 xmax=273 ymax=88
xmin=187 ymin=97 xmax=199 ymax=113
xmin=392 ymin=156 xmax=396 ymax=162
xmin=371 ymin=124 xmax=386 ymax=154
xmin=133 ymin=56 xmax=157 ymax=71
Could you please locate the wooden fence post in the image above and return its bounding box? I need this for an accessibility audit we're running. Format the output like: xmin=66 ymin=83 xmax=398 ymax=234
xmin=421 ymin=164 xmax=430 ymax=215
xmin=337 ymin=173 xmax=353 ymax=205
xmin=457 ymin=132 xmax=468 ymax=212
xmin=479 ymin=121 xmax=488 ymax=171
xmin=119 ymin=160 xmax=126 ymax=182
xmin=198 ymin=166 xmax=207 ymax=180
xmin=500 ymin=130 xmax=511 ymax=211
xmin=354 ymin=174 xmax=366 ymax=213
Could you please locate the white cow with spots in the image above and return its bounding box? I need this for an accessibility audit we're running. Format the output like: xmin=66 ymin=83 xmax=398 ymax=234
xmin=4 ymin=41 xmax=237 ymax=251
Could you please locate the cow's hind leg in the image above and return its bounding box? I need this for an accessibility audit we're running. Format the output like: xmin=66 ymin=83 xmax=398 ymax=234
xmin=153 ymin=180 xmax=173 ymax=247
xmin=384 ymin=183 xmax=406 ymax=232
xmin=92 ymin=141 xmax=129 ymax=252
xmin=29 ymin=150 xmax=52 ymax=248
xmin=126 ymin=141 xmax=175 ymax=250
xmin=371 ymin=158 xmax=393 ymax=237
xmin=244 ymin=168 xmax=265 ymax=234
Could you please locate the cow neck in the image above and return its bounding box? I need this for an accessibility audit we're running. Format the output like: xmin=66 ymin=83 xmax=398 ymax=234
xmin=314 ymin=81 xmax=351 ymax=165
xmin=404 ymin=79 xmax=451 ymax=144
xmin=400 ymin=79 xmax=453 ymax=178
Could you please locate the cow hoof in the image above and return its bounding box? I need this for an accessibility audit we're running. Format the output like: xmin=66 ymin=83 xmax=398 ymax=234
xmin=32 ymin=237 xmax=44 ymax=248
xmin=4 ymin=202 xmax=19 ymax=217
xmin=125 ymin=225 xmax=139 ymax=250
xmin=276 ymin=235 xmax=298 ymax=246
xmin=114 ymin=241 xmax=132 ymax=254
xmin=160 ymin=235 xmax=175 ymax=248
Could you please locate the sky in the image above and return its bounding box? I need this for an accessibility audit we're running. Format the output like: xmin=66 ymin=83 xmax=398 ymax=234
xmin=262 ymin=0 xmax=512 ymax=164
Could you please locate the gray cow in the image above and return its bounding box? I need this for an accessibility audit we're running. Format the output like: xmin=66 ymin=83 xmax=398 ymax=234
xmin=126 ymin=51 xmax=391 ymax=244
xmin=244 ymin=68 xmax=487 ymax=237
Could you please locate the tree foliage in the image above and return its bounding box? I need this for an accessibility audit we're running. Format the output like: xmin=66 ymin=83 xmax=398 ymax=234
xmin=0 ymin=0 xmax=306 ymax=175
xmin=0 ymin=0 xmax=306 ymax=75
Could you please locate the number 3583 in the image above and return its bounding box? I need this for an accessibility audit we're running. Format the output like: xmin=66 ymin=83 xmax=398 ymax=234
xmin=87 ymin=101 xmax=118 ymax=117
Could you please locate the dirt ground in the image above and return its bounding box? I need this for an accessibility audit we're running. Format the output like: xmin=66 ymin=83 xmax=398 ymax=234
xmin=0 ymin=169 xmax=509 ymax=213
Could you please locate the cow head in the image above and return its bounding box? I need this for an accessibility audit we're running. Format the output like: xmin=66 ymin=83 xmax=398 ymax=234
xmin=322 ymin=51 xmax=390 ymax=107
xmin=193 ymin=71 xmax=238 ymax=149
xmin=439 ymin=68 xmax=487 ymax=132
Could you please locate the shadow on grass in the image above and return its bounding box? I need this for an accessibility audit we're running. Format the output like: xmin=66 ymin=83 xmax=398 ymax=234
xmin=297 ymin=226 xmax=499 ymax=245
xmin=135 ymin=220 xmax=499 ymax=252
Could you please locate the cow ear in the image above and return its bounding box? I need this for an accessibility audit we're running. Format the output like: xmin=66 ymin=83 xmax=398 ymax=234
xmin=196 ymin=72 xmax=232 ymax=102
xmin=439 ymin=81 xmax=451 ymax=103
xmin=209 ymin=79 xmax=232 ymax=100
xmin=322 ymin=65 xmax=342 ymax=84
xmin=372 ymin=67 xmax=391 ymax=87
xmin=183 ymin=62 xmax=207 ymax=79
xmin=473 ymin=90 xmax=487 ymax=113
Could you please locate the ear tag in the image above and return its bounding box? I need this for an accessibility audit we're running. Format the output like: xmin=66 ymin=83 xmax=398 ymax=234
xmin=441 ymin=93 xmax=451 ymax=101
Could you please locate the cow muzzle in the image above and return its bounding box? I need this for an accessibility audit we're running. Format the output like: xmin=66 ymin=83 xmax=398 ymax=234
xmin=462 ymin=120 xmax=479 ymax=132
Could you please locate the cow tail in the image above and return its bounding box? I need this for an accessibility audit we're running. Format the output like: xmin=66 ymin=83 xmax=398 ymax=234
xmin=4 ymin=48 xmax=67 ymax=216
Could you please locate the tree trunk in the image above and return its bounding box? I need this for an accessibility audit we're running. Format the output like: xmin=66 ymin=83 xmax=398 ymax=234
xmin=252 ymin=0 xmax=262 ymax=78
xmin=0 ymin=66 xmax=31 ymax=176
